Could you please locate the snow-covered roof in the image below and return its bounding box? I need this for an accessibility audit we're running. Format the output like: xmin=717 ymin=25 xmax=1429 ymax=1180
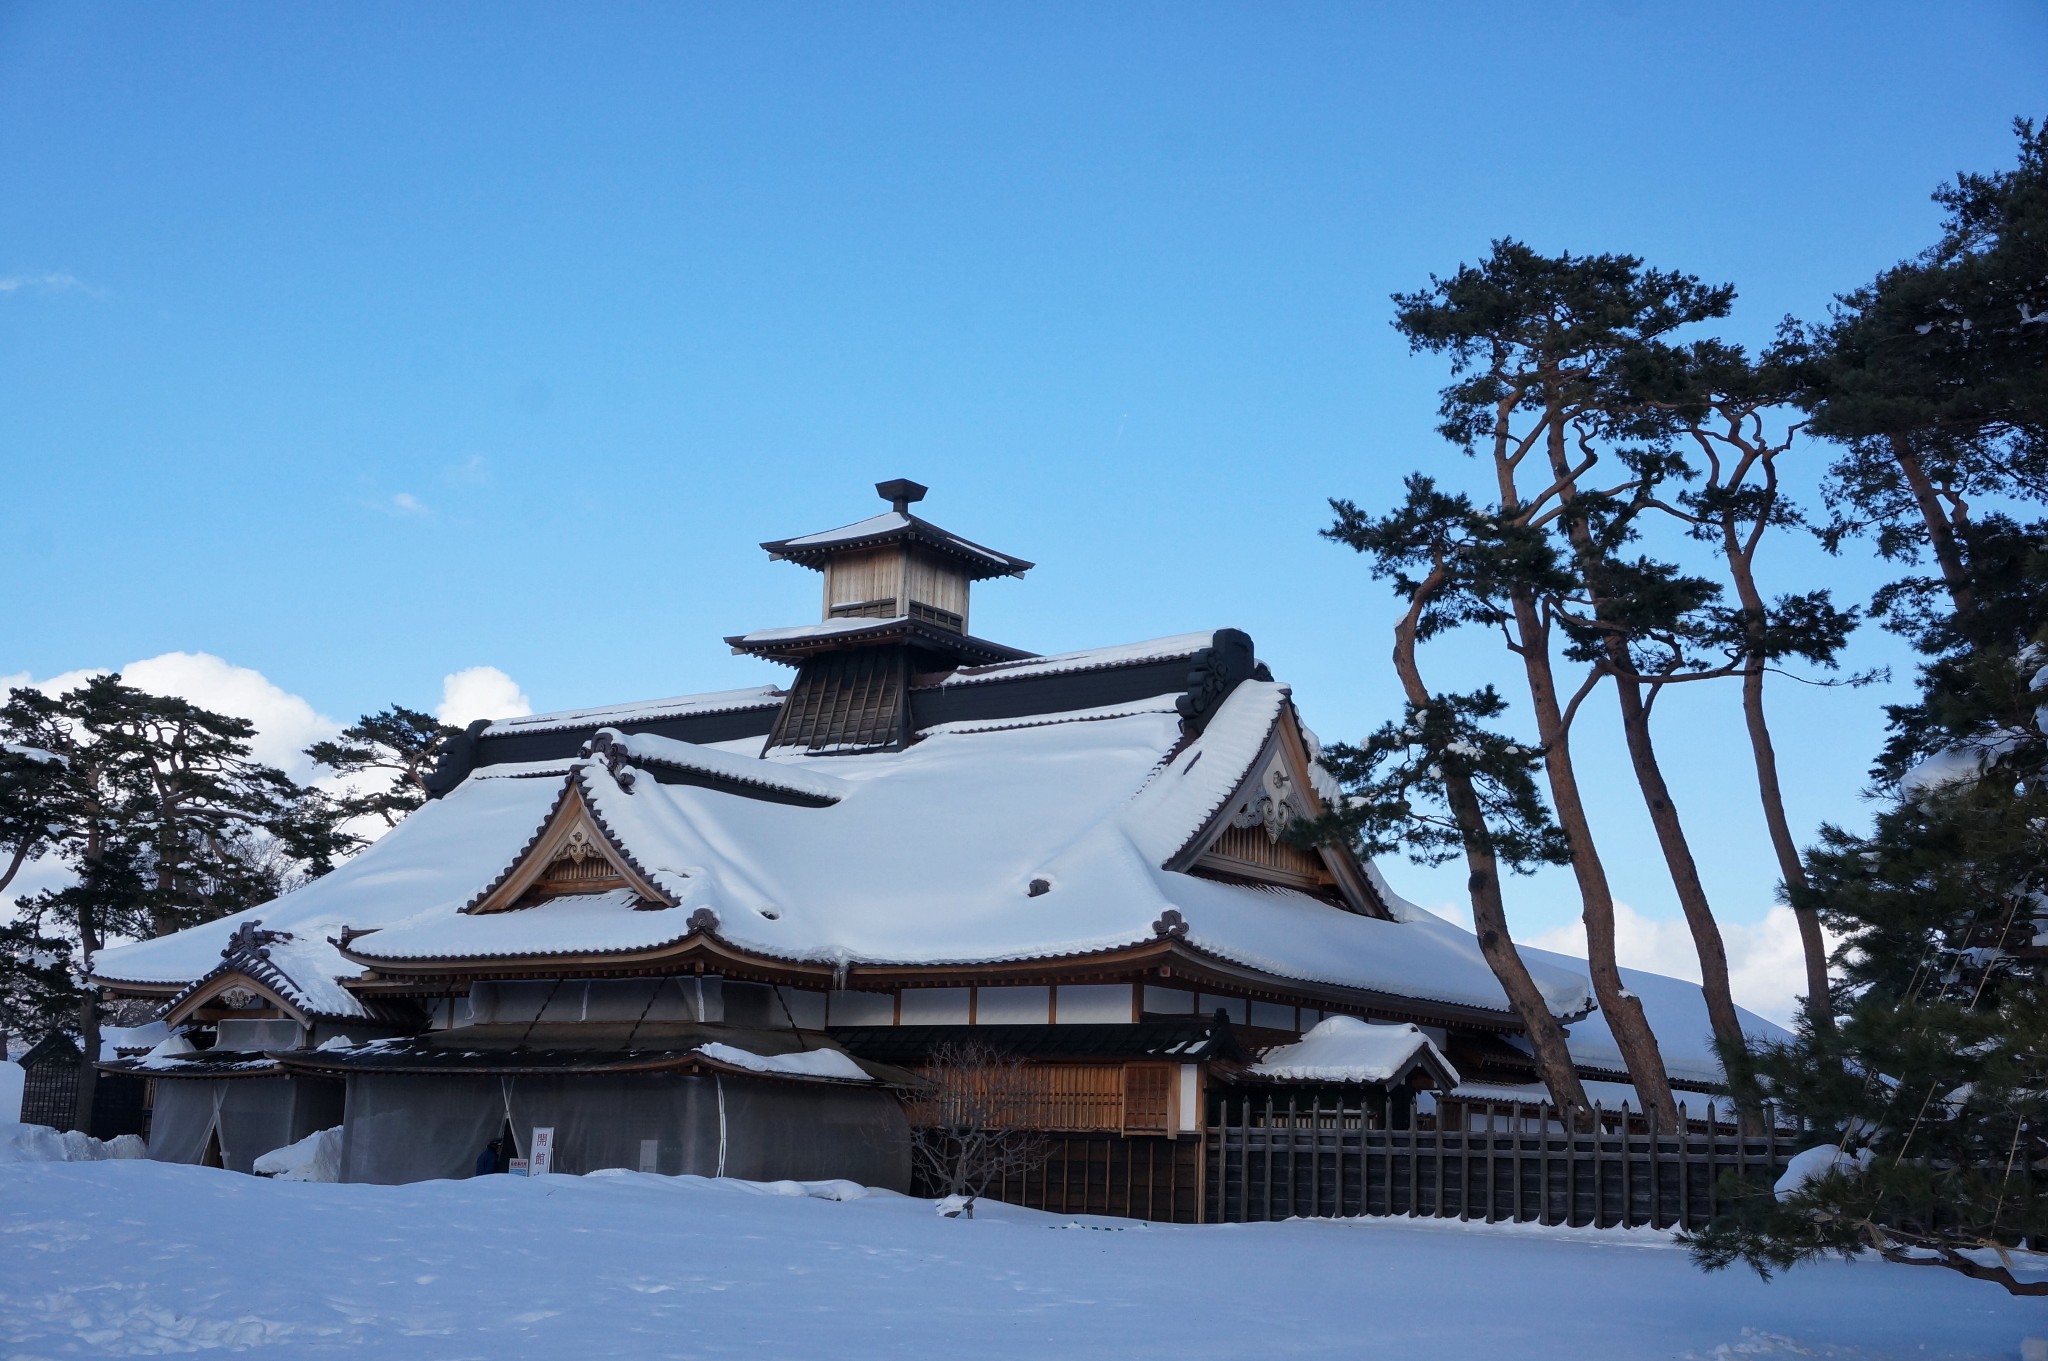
xmin=1248 ymin=1017 xmax=1459 ymax=1086
xmin=588 ymin=728 xmax=847 ymax=805
xmin=96 ymin=677 xmax=1592 ymax=1027
xmin=731 ymin=618 xmax=915 ymax=646
xmin=764 ymin=510 xmax=1032 ymax=578
xmin=483 ymin=687 xmax=784 ymax=739
xmin=939 ymin=632 xmax=1217 ymax=687
xmin=1332 ymin=843 xmax=1792 ymax=1085
xmin=1514 ymin=941 xmax=1791 ymax=1087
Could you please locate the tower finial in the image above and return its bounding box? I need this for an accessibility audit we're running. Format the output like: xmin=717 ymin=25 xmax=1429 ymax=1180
xmin=875 ymin=478 xmax=928 ymax=515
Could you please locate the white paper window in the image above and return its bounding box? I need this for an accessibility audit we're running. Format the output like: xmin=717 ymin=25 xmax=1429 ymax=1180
xmin=1054 ymin=984 xmax=1132 ymax=1024
xmin=973 ymin=986 xmax=1050 ymax=1024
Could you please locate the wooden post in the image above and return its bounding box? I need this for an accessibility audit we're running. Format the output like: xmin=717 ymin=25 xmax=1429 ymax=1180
xmin=1392 ymin=1088 xmax=1409 ymax=1211
xmin=1433 ymin=1100 xmax=1446 ymax=1219
xmin=1286 ymin=1094 xmax=1298 ymax=1219
xmin=1644 ymin=1098 xmax=1659 ymax=1229
xmin=1538 ymin=1102 xmax=1553 ymax=1226
xmin=1564 ymin=1104 xmax=1577 ymax=1226
xmin=1510 ymin=1103 xmax=1524 ymax=1223
xmin=1329 ymin=1096 xmax=1339 ymax=1218
xmin=1677 ymin=1100 xmax=1691 ymax=1229
xmin=1766 ymin=1100 xmax=1780 ymax=1187
xmin=1733 ymin=1095 xmax=1746 ymax=1202
xmin=1622 ymin=1100 xmax=1636 ymax=1228
xmin=1591 ymin=1102 xmax=1605 ymax=1228
xmin=1405 ymin=1093 xmax=1418 ymax=1218
xmin=1479 ymin=1103 xmax=1494 ymax=1224
xmin=1261 ymin=1095 xmax=1275 ymax=1223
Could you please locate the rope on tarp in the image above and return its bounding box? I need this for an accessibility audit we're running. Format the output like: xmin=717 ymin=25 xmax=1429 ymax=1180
xmin=515 ymin=977 xmax=568 ymax=1050
xmin=620 ymin=978 xmax=677 ymax=1053
xmin=714 ymin=1073 xmax=728 ymax=1178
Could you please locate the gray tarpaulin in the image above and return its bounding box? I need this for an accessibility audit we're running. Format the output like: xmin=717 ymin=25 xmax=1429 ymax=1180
xmin=339 ymin=1071 xmax=910 ymax=1190
xmin=146 ymin=1076 xmax=344 ymax=1174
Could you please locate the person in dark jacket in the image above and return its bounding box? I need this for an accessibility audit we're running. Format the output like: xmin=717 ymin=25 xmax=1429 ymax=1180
xmin=474 ymin=1137 xmax=505 ymax=1176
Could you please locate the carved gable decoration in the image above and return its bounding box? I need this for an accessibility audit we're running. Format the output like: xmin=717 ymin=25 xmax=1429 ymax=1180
xmin=159 ymin=919 xmax=310 ymax=1026
xmin=1194 ymin=745 xmax=1331 ymax=891
xmin=1177 ymin=709 xmax=1387 ymax=917
xmin=466 ymin=779 xmax=677 ymax=915
xmin=160 ymin=971 xmax=302 ymax=1026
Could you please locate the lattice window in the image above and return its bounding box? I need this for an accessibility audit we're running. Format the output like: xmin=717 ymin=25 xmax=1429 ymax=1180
xmin=1122 ymin=1063 xmax=1175 ymax=1135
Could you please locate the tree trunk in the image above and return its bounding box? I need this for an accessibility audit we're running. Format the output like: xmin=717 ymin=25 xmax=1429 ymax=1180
xmin=1393 ymin=571 xmax=1590 ymax=1122
xmin=1447 ymin=777 xmax=1593 ymax=1124
xmin=1741 ymin=659 xmax=1832 ymax=1027
xmin=1507 ymin=587 xmax=1680 ymax=1123
xmin=0 ymin=838 xmax=33 ymax=897
xmin=72 ymin=991 xmax=100 ymax=1136
xmin=1889 ymin=433 xmax=1977 ymax=620
xmin=1537 ymin=396 xmax=1749 ymax=1108
xmin=1721 ymin=538 xmax=1833 ymax=1032
xmin=1606 ymin=658 xmax=1748 ymax=1063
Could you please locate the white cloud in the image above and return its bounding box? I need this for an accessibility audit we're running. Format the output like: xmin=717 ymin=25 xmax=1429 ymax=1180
xmin=0 ymin=271 xmax=101 ymax=297
xmin=1525 ymin=900 xmax=1825 ymax=1028
xmin=124 ymin=654 xmax=340 ymax=778
xmin=386 ymin=492 xmax=429 ymax=516
xmin=437 ymin=667 xmax=531 ymax=726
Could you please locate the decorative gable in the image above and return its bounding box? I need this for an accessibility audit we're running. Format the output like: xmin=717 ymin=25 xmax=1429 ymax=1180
xmin=1192 ymin=745 xmax=1332 ymax=892
xmin=1175 ymin=709 xmax=1388 ymax=917
xmin=465 ymin=777 xmax=678 ymax=915
xmin=160 ymin=921 xmax=310 ymax=1026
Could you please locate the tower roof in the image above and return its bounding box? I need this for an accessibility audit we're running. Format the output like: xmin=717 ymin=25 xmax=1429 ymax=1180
xmin=760 ymin=480 xmax=1034 ymax=581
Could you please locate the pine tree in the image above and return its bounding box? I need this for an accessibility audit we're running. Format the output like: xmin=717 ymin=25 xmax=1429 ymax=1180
xmin=1625 ymin=332 xmax=1865 ymax=1031
xmin=1688 ymin=120 xmax=2048 ymax=1297
xmin=0 ymin=675 xmax=351 ymax=1129
xmin=1381 ymin=241 xmax=1736 ymax=1122
xmin=1809 ymin=118 xmax=2048 ymax=628
xmin=1686 ymin=521 xmax=2048 ymax=1295
xmin=1317 ymin=476 xmax=1593 ymax=1121
xmin=305 ymin=705 xmax=461 ymax=829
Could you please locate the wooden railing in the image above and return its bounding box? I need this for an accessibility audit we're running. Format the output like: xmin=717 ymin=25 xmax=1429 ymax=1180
xmin=1206 ymin=1095 xmax=1792 ymax=1230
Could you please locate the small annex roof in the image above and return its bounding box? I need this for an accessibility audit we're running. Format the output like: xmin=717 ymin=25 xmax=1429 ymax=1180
xmin=154 ymin=921 xmax=379 ymax=1025
xmin=1244 ymin=1017 xmax=1460 ymax=1088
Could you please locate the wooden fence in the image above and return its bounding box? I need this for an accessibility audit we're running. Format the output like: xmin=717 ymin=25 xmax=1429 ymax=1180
xmin=1205 ymin=1095 xmax=1792 ymax=1230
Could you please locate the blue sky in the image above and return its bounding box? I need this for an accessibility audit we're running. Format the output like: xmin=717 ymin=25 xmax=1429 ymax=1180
xmin=5 ymin=3 xmax=2045 ymax=1018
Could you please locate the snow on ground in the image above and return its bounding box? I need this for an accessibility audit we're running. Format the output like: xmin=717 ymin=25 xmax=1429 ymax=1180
xmin=1 ymin=1161 xmax=2039 ymax=1359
